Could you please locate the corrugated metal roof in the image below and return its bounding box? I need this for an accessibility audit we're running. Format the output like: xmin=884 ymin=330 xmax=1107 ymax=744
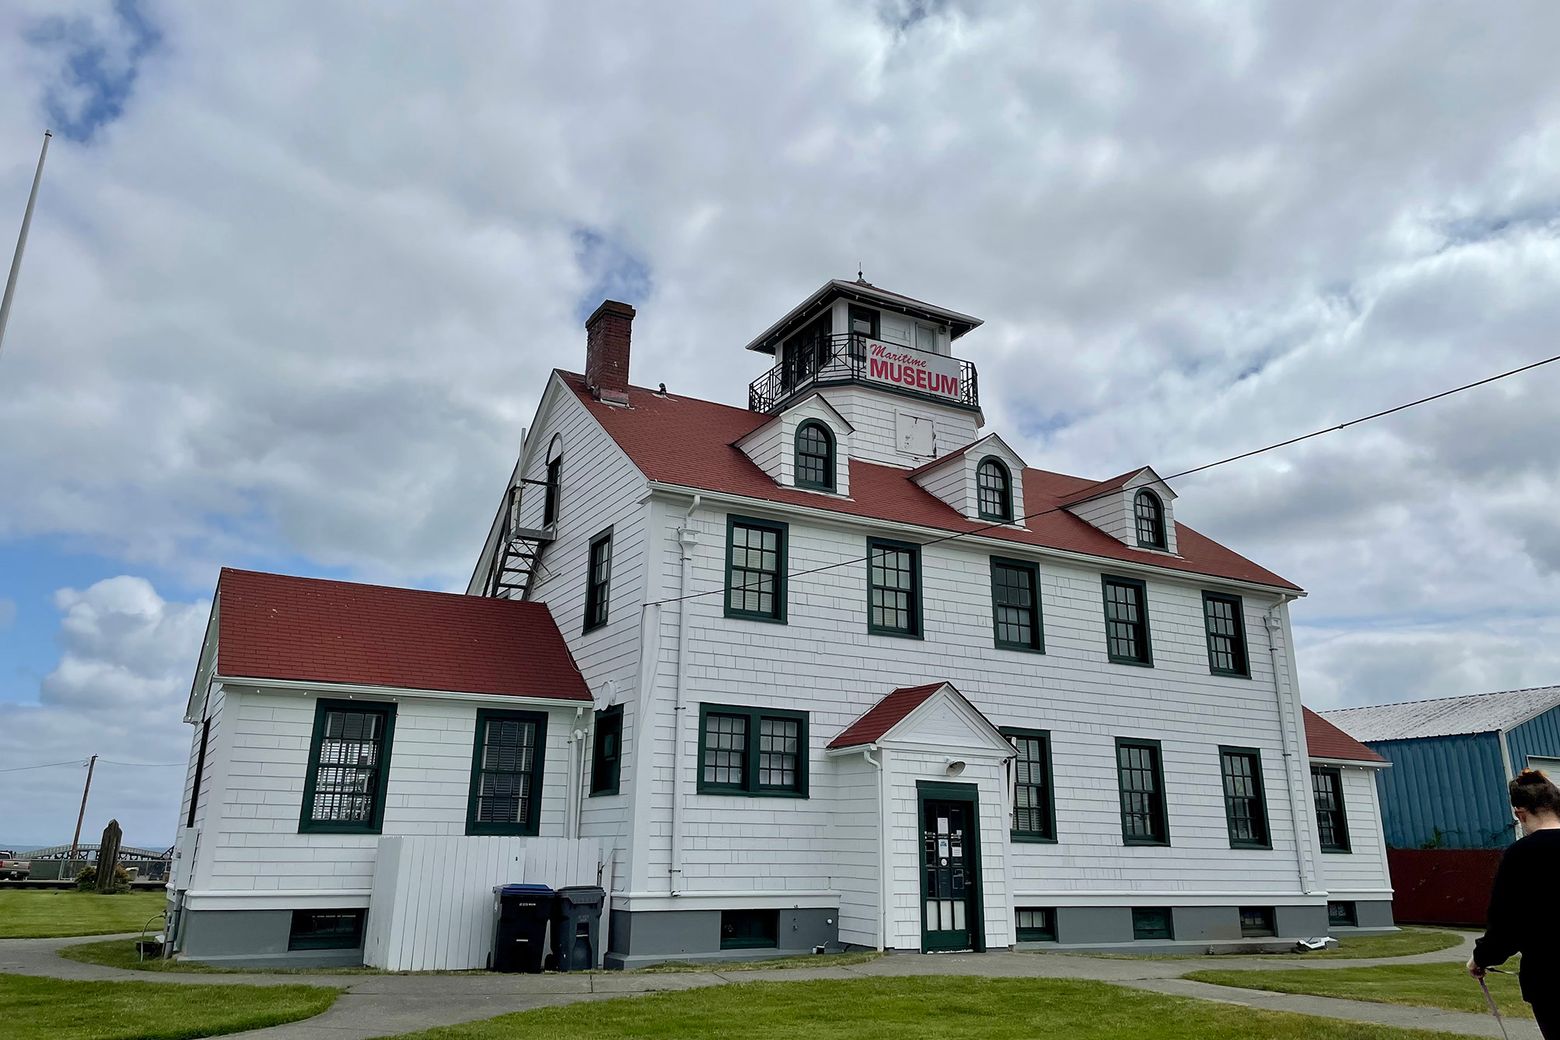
xmin=1322 ymin=686 xmax=1560 ymax=742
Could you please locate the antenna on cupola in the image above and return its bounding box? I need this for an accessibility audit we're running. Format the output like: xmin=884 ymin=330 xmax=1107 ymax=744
xmin=856 ymin=261 xmax=865 ymax=283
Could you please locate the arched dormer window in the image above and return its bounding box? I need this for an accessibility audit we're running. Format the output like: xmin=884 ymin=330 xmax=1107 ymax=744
xmin=977 ymin=457 xmax=1013 ymax=522
xmin=1134 ymin=489 xmax=1166 ymax=549
xmin=543 ymin=434 xmax=564 ymax=526
xmin=795 ymin=420 xmax=836 ymax=491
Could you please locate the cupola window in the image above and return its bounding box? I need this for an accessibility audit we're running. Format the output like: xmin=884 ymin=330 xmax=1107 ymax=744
xmin=1134 ymin=490 xmax=1166 ymax=549
xmin=977 ymin=457 xmax=1013 ymax=522
xmin=795 ymin=420 xmax=836 ymax=491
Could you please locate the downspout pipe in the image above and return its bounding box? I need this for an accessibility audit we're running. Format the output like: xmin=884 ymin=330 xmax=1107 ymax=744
xmin=569 ymin=705 xmax=586 ymax=839
xmin=1265 ymin=594 xmax=1316 ymax=896
xmin=864 ymin=746 xmax=886 ymax=951
xmin=669 ymin=494 xmax=701 ymax=895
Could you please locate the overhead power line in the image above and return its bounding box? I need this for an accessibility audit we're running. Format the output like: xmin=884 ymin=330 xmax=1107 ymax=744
xmin=0 ymin=758 xmax=85 ymax=774
xmin=649 ymin=347 xmax=1560 ymax=608
xmin=98 ymin=759 xmax=185 ymax=768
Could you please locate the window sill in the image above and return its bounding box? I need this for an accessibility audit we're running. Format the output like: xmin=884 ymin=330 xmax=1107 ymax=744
xmin=1011 ymin=833 xmax=1057 ymax=845
xmin=465 ymin=824 xmax=541 ymax=837
xmin=1228 ymin=841 xmax=1274 ymax=851
xmin=724 ymin=609 xmax=787 ymax=625
xmin=868 ymin=628 xmax=924 ymax=640
xmin=589 ymin=787 xmax=621 ymax=798
xmin=695 ymin=786 xmax=810 ymax=799
xmin=1122 ymin=838 xmax=1172 ymax=848
xmin=298 ymin=822 xmax=383 ymax=835
xmin=1209 ymin=669 xmax=1253 ymax=680
xmin=1107 ymin=656 xmax=1155 ymax=668
xmin=1320 ymin=848 xmax=1353 ymax=855
xmin=995 ymin=642 xmax=1046 ymax=655
xmin=582 ymin=620 xmax=608 ymax=635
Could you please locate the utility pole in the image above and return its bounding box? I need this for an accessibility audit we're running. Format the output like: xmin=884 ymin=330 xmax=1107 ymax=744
xmin=0 ymin=129 xmax=52 ymax=362
xmin=69 ymin=754 xmax=96 ymax=859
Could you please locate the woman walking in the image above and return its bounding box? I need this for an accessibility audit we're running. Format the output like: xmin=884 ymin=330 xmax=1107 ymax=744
xmin=1468 ymin=769 xmax=1560 ymax=1037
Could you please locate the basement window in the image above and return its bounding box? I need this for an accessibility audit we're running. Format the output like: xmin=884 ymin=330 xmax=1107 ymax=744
xmin=1328 ymin=901 xmax=1358 ymax=928
xmin=1239 ymin=907 xmax=1276 ymax=937
xmin=288 ymin=909 xmax=365 ymax=951
xmin=720 ymin=908 xmax=778 ymax=950
xmin=1131 ymin=907 xmax=1173 ymax=941
xmin=1015 ymin=907 xmax=1057 ymax=943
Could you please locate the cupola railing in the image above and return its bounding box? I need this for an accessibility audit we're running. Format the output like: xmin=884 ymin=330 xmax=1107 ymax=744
xmin=748 ymin=332 xmax=978 ymax=414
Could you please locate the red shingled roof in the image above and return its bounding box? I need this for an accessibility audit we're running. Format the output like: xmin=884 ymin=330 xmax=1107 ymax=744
xmin=1304 ymin=707 xmax=1386 ymax=764
xmin=216 ymin=568 xmax=591 ymax=701
xmin=563 ymin=372 xmax=1299 ymax=591
xmin=829 ymin=682 xmax=948 ymax=749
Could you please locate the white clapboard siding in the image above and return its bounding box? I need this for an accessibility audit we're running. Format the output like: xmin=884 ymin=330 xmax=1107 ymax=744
xmin=364 ymin=835 xmax=602 ymax=971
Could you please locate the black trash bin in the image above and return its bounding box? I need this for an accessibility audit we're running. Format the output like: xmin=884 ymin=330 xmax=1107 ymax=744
xmin=550 ymin=886 xmax=606 ymax=971
xmin=491 ymin=884 xmax=555 ymax=973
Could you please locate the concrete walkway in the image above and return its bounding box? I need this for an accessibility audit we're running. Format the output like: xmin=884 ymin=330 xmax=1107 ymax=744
xmin=1 ymin=931 xmax=1536 ymax=1040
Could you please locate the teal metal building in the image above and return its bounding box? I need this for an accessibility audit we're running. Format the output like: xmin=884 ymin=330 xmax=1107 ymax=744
xmin=1323 ymin=687 xmax=1560 ymax=850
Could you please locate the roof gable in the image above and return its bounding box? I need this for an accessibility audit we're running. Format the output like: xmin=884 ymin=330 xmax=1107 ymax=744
xmin=561 ymin=372 xmax=1298 ymax=591
xmin=828 ymin=682 xmax=1009 ymax=755
xmin=215 ymin=568 xmax=591 ymax=702
xmin=1303 ymin=707 xmax=1387 ymax=765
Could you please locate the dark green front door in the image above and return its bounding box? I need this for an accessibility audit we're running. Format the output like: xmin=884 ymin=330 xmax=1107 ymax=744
xmin=920 ymin=790 xmax=980 ymax=952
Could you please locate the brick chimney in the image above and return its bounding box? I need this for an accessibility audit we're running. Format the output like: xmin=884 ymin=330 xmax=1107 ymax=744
xmin=584 ymin=299 xmax=635 ymax=405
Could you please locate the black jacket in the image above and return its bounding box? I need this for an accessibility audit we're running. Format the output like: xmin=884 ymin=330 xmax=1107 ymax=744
xmin=1474 ymin=828 xmax=1560 ymax=1003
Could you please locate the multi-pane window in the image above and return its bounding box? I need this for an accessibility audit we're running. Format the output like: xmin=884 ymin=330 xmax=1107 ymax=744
xmin=1203 ymin=592 xmax=1250 ymax=677
xmin=991 ymin=558 xmax=1043 ymax=652
xmin=300 ymin=700 xmax=396 ymax=833
xmin=977 ymin=457 xmax=1013 ymax=522
xmin=1116 ymin=739 xmax=1169 ymax=845
xmin=1005 ymin=729 xmax=1055 ymax=841
xmin=725 ymin=516 xmax=787 ymax=622
xmin=1312 ymin=766 xmax=1351 ymax=852
xmin=1240 ymin=907 xmax=1276 ymax=937
xmin=1220 ymin=747 xmax=1270 ymax=848
xmin=590 ymin=706 xmax=623 ymax=796
xmin=1103 ymin=576 xmax=1152 ymax=665
xmin=1015 ymin=907 xmax=1057 ymax=942
xmin=868 ymin=538 xmax=921 ymax=637
xmin=467 ymin=709 xmax=547 ymax=836
xmin=1134 ymin=489 xmax=1166 ymax=549
xmin=288 ymin=910 xmax=366 ymax=951
xmin=698 ymin=705 xmax=808 ymax=796
xmin=583 ymin=529 xmax=612 ymax=632
xmin=1328 ymin=901 xmax=1358 ymax=928
xmin=795 ymin=421 xmax=835 ymax=491
xmin=1132 ymin=907 xmax=1173 ymax=940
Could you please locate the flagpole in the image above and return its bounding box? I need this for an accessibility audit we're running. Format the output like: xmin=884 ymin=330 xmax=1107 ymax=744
xmin=0 ymin=129 xmax=52 ymax=361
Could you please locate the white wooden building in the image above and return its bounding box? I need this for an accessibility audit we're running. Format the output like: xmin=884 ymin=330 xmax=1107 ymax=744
xmin=171 ymin=279 xmax=1394 ymax=967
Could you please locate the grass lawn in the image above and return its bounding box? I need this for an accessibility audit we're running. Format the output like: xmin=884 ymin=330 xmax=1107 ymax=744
xmin=0 ymin=972 xmax=338 ymax=1040
xmin=0 ymin=890 xmax=166 ymax=939
xmin=377 ymin=976 xmax=1463 ymax=1040
xmin=1083 ymin=928 xmax=1463 ymax=961
xmin=58 ymin=939 xmax=479 ymax=976
xmin=1185 ymin=962 xmax=1530 ymax=1020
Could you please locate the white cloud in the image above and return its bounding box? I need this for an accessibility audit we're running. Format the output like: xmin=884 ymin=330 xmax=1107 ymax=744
xmin=0 ymin=577 xmax=207 ymax=846
xmin=0 ymin=0 xmax=1555 ymax=741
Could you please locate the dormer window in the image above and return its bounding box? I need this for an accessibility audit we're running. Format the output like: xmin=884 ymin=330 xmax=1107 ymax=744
xmin=795 ymin=420 xmax=836 ymax=491
xmin=1134 ymin=490 xmax=1166 ymax=549
xmin=977 ymin=457 xmax=1013 ymax=522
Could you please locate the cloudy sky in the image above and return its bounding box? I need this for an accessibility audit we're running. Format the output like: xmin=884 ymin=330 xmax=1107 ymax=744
xmin=3 ymin=0 xmax=1559 ymax=846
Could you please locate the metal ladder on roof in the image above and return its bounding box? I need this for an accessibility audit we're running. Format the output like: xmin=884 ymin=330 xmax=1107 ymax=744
xmin=484 ymin=479 xmax=555 ymax=600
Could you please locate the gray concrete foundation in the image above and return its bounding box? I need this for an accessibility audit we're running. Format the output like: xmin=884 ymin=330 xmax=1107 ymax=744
xmin=1274 ymin=904 xmax=1330 ymax=938
xmin=176 ymin=908 xmax=365 ymax=969
xmin=1350 ymin=899 xmax=1397 ymax=930
xmin=604 ymin=907 xmax=837 ymax=970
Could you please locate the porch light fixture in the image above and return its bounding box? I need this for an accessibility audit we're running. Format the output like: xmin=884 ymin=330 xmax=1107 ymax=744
xmin=945 ymin=758 xmax=966 ymax=777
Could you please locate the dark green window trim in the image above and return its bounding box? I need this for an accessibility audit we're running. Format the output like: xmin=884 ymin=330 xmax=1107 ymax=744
xmin=1240 ymin=907 xmax=1276 ymax=937
xmin=991 ymin=556 xmax=1044 ymax=653
xmin=724 ymin=515 xmax=788 ymax=623
xmin=794 ymin=420 xmax=836 ymax=491
xmin=288 ymin=909 xmax=366 ymax=951
xmin=543 ymin=454 xmax=562 ymax=526
xmin=1132 ymin=906 xmax=1174 ymax=940
xmin=696 ymin=703 xmax=809 ymax=798
xmin=867 ymin=537 xmax=923 ymax=638
xmin=1134 ymin=489 xmax=1166 ymax=549
xmin=298 ymin=698 xmax=397 ymax=834
xmin=1203 ymin=591 xmax=1251 ymax=677
xmin=1312 ymin=765 xmax=1352 ymax=853
xmin=583 ymin=528 xmax=613 ymax=633
xmin=466 ymin=708 xmax=548 ymax=836
xmin=720 ymin=908 xmax=778 ymax=950
xmin=589 ymin=705 xmax=623 ymax=796
xmin=1328 ymin=900 xmax=1357 ymax=927
xmin=1015 ymin=907 xmax=1057 ymax=942
xmin=1003 ymin=727 xmax=1056 ymax=843
xmin=1102 ymin=575 xmax=1153 ymax=666
xmin=1219 ymin=746 xmax=1272 ymax=849
xmin=976 ymin=456 xmax=1013 ymax=522
xmin=1116 ymin=737 xmax=1170 ymax=846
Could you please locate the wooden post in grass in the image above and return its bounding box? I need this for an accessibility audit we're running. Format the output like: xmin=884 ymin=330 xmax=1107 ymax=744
xmin=96 ymin=819 xmax=122 ymax=893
